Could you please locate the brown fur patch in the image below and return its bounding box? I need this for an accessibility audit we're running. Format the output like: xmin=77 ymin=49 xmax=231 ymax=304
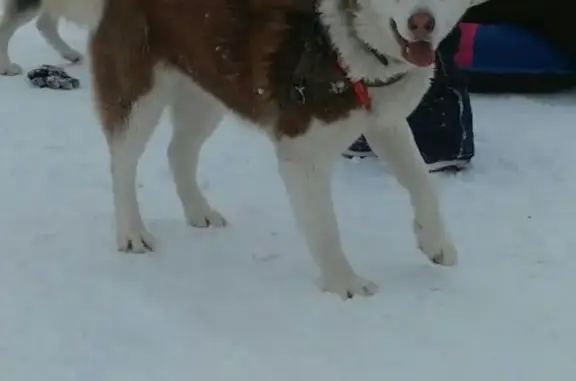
xmin=90 ymin=0 xmax=362 ymax=137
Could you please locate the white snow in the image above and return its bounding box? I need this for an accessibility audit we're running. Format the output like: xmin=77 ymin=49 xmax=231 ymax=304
xmin=1 ymin=23 xmax=576 ymax=381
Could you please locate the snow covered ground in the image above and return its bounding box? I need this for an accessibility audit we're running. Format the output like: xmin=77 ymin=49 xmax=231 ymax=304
xmin=1 ymin=23 xmax=576 ymax=381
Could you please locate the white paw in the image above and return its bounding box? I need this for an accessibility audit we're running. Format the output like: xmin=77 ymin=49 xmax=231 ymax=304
xmin=62 ymin=50 xmax=83 ymax=63
xmin=117 ymin=228 xmax=156 ymax=253
xmin=318 ymin=272 xmax=379 ymax=300
xmin=187 ymin=208 xmax=227 ymax=228
xmin=0 ymin=62 xmax=22 ymax=76
xmin=413 ymin=220 xmax=458 ymax=266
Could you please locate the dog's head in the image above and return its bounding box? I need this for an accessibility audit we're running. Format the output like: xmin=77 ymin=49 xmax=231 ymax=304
xmin=350 ymin=0 xmax=489 ymax=67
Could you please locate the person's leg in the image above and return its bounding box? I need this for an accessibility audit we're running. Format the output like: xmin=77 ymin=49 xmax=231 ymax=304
xmin=408 ymin=24 xmax=474 ymax=172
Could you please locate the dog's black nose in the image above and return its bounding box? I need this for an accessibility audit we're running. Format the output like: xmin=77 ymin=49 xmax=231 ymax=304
xmin=407 ymin=11 xmax=435 ymax=40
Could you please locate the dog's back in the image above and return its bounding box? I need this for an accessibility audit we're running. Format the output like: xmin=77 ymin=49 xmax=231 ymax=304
xmin=88 ymin=0 xmax=357 ymax=131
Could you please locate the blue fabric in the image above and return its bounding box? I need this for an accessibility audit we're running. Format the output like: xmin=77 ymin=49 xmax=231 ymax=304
xmin=467 ymin=24 xmax=575 ymax=74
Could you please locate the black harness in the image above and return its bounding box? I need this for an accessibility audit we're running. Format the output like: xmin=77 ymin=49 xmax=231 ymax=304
xmin=276 ymin=6 xmax=406 ymax=110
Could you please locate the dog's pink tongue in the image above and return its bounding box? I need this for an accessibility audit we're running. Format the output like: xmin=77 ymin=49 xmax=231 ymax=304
xmin=404 ymin=41 xmax=435 ymax=67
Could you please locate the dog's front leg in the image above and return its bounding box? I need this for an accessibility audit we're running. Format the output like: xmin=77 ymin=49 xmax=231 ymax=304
xmin=364 ymin=120 xmax=458 ymax=266
xmin=275 ymin=138 xmax=378 ymax=299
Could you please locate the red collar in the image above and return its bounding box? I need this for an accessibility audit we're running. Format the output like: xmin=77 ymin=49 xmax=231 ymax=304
xmin=337 ymin=60 xmax=406 ymax=112
xmin=337 ymin=60 xmax=373 ymax=111
xmin=350 ymin=79 xmax=373 ymax=111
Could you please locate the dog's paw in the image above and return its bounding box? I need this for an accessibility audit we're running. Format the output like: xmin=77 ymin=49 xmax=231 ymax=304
xmin=0 ymin=62 xmax=22 ymax=76
xmin=318 ymin=272 xmax=379 ymax=300
xmin=187 ymin=208 xmax=227 ymax=228
xmin=62 ymin=50 xmax=83 ymax=63
xmin=413 ymin=220 xmax=457 ymax=266
xmin=117 ymin=228 xmax=156 ymax=253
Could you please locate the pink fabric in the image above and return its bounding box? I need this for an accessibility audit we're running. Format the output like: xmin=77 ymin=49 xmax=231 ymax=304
xmin=455 ymin=22 xmax=479 ymax=67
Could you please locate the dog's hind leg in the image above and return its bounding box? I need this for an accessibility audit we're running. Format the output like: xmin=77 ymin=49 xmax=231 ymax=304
xmin=275 ymin=124 xmax=378 ymax=299
xmin=168 ymin=81 xmax=227 ymax=228
xmin=0 ymin=1 xmax=38 ymax=75
xmin=36 ymin=10 xmax=82 ymax=63
xmin=364 ymin=121 xmax=458 ymax=266
xmin=106 ymin=81 xmax=168 ymax=253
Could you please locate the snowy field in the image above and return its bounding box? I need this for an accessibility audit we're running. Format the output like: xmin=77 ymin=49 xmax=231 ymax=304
xmin=1 ymin=23 xmax=576 ymax=381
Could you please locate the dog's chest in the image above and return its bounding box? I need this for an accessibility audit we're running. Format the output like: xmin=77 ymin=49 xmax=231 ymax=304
xmin=367 ymin=68 xmax=434 ymax=122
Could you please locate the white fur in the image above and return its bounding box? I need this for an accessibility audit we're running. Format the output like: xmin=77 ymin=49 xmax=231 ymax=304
xmin=71 ymin=0 xmax=483 ymax=298
xmin=109 ymin=79 xmax=166 ymax=253
xmin=0 ymin=0 xmax=83 ymax=76
xmin=42 ymin=0 xmax=105 ymax=28
xmin=276 ymin=111 xmax=379 ymax=297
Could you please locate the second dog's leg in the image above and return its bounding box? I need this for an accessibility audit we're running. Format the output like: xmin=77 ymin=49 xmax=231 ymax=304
xmin=0 ymin=8 xmax=36 ymax=75
xmin=364 ymin=121 xmax=457 ymax=265
xmin=36 ymin=11 xmax=82 ymax=63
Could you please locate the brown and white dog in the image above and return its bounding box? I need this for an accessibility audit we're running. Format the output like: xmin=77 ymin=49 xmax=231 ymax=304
xmin=50 ymin=0 xmax=488 ymax=299
xmin=0 ymin=0 xmax=82 ymax=75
